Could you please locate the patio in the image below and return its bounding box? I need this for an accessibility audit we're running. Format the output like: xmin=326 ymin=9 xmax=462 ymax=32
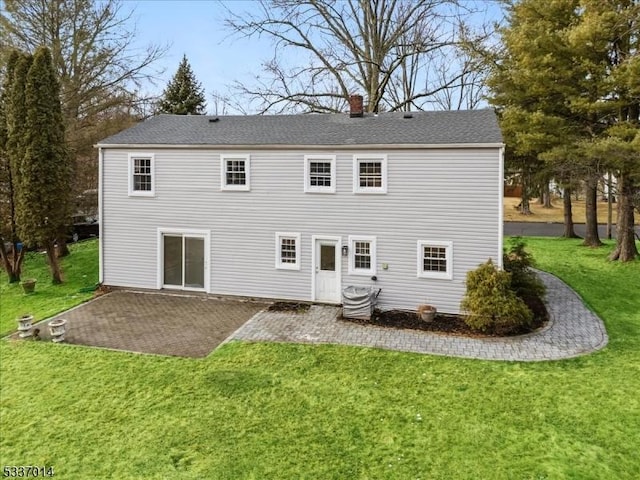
xmin=20 ymin=290 xmax=268 ymax=357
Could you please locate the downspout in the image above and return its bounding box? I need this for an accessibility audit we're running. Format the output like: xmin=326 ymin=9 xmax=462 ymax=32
xmin=98 ymin=147 xmax=104 ymax=284
xmin=498 ymin=145 xmax=505 ymax=269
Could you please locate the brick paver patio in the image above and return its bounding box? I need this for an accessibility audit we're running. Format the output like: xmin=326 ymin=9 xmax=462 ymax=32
xmin=24 ymin=291 xmax=267 ymax=357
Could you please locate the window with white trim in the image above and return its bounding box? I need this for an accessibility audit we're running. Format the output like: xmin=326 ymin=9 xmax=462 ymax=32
xmin=353 ymin=155 xmax=387 ymax=193
xmin=221 ymin=154 xmax=250 ymax=191
xmin=304 ymin=155 xmax=336 ymax=193
xmin=128 ymin=153 xmax=154 ymax=196
xmin=275 ymin=232 xmax=301 ymax=270
xmin=417 ymin=240 xmax=453 ymax=280
xmin=348 ymin=235 xmax=376 ymax=275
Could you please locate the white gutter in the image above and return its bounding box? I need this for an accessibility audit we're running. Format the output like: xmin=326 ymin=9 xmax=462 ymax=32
xmin=498 ymin=146 xmax=505 ymax=269
xmin=98 ymin=147 xmax=104 ymax=284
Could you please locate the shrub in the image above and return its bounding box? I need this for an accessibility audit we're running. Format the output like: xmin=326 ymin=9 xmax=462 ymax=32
xmin=461 ymin=260 xmax=533 ymax=334
xmin=503 ymin=237 xmax=546 ymax=299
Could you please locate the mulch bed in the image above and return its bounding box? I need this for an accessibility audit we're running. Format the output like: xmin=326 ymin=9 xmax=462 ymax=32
xmin=340 ymin=295 xmax=548 ymax=338
xmin=268 ymin=301 xmax=311 ymax=313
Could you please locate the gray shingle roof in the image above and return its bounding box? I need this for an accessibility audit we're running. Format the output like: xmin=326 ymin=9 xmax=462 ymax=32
xmin=98 ymin=109 xmax=502 ymax=146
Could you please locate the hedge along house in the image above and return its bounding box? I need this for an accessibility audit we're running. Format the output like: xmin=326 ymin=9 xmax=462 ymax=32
xmin=96 ymin=98 xmax=504 ymax=314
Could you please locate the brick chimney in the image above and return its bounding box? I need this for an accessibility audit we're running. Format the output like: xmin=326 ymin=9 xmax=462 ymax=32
xmin=349 ymin=94 xmax=364 ymax=118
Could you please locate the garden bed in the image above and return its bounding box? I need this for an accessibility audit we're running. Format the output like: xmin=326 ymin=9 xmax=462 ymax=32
xmin=340 ymin=294 xmax=548 ymax=337
xmin=268 ymin=301 xmax=311 ymax=313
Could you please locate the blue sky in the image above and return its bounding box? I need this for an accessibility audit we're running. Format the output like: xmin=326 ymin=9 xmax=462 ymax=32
xmin=129 ymin=0 xmax=268 ymax=111
xmin=127 ymin=0 xmax=505 ymax=114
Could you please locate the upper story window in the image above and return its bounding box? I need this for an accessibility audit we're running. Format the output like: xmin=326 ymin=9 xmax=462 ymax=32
xmin=128 ymin=153 xmax=155 ymax=196
xmin=221 ymin=154 xmax=250 ymax=191
xmin=353 ymin=154 xmax=387 ymax=194
xmin=417 ymin=240 xmax=453 ymax=280
xmin=275 ymin=232 xmax=301 ymax=270
xmin=304 ymin=155 xmax=336 ymax=193
xmin=348 ymin=235 xmax=376 ymax=276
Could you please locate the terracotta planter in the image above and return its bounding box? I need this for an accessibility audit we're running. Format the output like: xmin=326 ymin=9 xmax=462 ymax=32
xmin=418 ymin=304 xmax=437 ymax=322
xmin=17 ymin=314 xmax=34 ymax=338
xmin=21 ymin=279 xmax=36 ymax=294
xmin=48 ymin=318 xmax=67 ymax=343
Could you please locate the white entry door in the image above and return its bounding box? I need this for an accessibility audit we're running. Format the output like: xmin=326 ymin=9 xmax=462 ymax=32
xmin=313 ymin=237 xmax=341 ymax=303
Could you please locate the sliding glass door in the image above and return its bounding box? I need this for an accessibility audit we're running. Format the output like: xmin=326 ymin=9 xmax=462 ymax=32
xmin=162 ymin=233 xmax=205 ymax=290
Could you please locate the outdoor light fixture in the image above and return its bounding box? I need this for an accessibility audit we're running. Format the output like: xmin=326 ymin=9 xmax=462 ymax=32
xmin=342 ymin=245 xmax=349 ymax=256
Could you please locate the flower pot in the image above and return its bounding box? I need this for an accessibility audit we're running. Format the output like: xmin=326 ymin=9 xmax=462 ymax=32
xmin=48 ymin=318 xmax=67 ymax=343
xmin=418 ymin=304 xmax=437 ymax=323
xmin=17 ymin=314 xmax=34 ymax=338
xmin=21 ymin=279 xmax=36 ymax=294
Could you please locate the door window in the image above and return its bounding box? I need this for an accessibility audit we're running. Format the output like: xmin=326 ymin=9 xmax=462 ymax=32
xmin=320 ymin=244 xmax=336 ymax=271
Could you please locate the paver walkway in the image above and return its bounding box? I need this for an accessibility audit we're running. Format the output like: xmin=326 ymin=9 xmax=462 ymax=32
xmin=230 ymin=270 xmax=608 ymax=361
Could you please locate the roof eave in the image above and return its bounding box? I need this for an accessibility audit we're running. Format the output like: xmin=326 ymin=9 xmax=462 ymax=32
xmin=95 ymin=142 xmax=505 ymax=150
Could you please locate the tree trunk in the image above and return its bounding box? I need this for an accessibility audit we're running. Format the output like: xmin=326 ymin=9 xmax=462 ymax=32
xmin=519 ymin=177 xmax=532 ymax=215
xmin=57 ymin=236 xmax=70 ymax=257
xmin=609 ymin=173 xmax=639 ymax=262
xmin=543 ymin=184 xmax=552 ymax=208
xmin=0 ymin=241 xmax=18 ymax=282
xmin=539 ymin=182 xmax=552 ymax=208
xmin=562 ymin=188 xmax=580 ymax=238
xmin=583 ymin=176 xmax=603 ymax=247
xmin=0 ymin=239 xmax=24 ymax=283
xmin=45 ymin=240 xmax=63 ymax=284
xmin=606 ymin=172 xmax=613 ymax=240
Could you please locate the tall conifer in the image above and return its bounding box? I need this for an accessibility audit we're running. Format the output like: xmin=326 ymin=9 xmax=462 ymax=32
xmin=0 ymin=51 xmax=32 ymax=282
xmin=157 ymin=55 xmax=206 ymax=115
xmin=17 ymin=47 xmax=71 ymax=283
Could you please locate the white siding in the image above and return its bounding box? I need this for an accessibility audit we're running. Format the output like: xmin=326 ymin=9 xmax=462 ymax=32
xmin=102 ymin=147 xmax=501 ymax=314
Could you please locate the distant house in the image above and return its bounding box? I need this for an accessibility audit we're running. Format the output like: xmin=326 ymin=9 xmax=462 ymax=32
xmin=96 ymin=97 xmax=504 ymax=314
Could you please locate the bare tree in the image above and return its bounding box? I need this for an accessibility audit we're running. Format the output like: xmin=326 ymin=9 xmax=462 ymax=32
xmin=1 ymin=0 xmax=166 ymax=255
xmin=425 ymin=52 xmax=488 ymax=110
xmin=1 ymin=0 xmax=167 ymax=127
xmin=224 ymin=0 xmax=493 ymax=113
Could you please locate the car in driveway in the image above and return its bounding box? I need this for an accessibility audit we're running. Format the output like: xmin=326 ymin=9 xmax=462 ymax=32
xmin=67 ymin=215 xmax=99 ymax=243
xmin=2 ymin=216 xmax=99 ymax=252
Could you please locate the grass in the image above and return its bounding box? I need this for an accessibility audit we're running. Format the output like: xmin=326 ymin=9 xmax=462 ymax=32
xmin=1 ymin=238 xmax=639 ymax=479
xmin=504 ymin=196 xmax=619 ymax=223
xmin=0 ymin=240 xmax=98 ymax=336
xmin=521 ymin=238 xmax=639 ymax=353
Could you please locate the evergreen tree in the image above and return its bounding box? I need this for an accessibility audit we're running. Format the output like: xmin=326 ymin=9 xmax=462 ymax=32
xmin=486 ymin=0 xmax=595 ymax=241
xmin=0 ymin=51 xmax=32 ymax=282
xmin=16 ymin=47 xmax=72 ymax=283
xmin=6 ymin=53 xmax=31 ymax=182
xmin=486 ymin=0 xmax=640 ymax=253
xmin=157 ymin=55 xmax=206 ymax=115
xmin=571 ymin=0 xmax=639 ymax=261
xmin=0 ymin=51 xmax=21 ymax=281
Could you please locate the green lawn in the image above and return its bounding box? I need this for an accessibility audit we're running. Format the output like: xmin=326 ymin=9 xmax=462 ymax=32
xmin=0 ymin=240 xmax=99 ymax=336
xmin=1 ymin=239 xmax=639 ymax=479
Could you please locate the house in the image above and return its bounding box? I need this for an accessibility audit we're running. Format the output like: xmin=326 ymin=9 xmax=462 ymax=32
xmin=96 ymin=97 xmax=504 ymax=314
